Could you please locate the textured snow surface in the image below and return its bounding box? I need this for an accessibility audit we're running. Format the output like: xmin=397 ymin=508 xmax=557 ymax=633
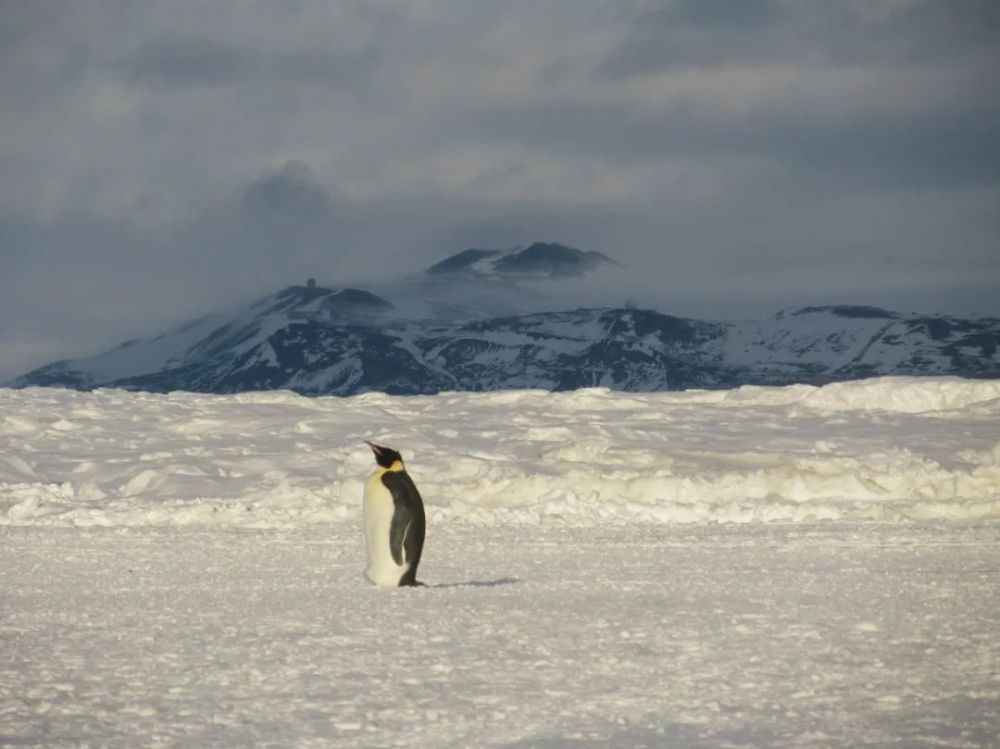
xmin=2 ymin=524 xmax=999 ymax=748
xmin=2 ymin=377 xmax=999 ymax=528
xmin=3 ymin=377 xmax=1000 ymax=747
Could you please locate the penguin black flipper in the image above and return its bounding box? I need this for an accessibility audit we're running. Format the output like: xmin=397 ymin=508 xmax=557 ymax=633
xmin=388 ymin=503 xmax=413 ymax=567
xmin=382 ymin=470 xmax=426 ymax=585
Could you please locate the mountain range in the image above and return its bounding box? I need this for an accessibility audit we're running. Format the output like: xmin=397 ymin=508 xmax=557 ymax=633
xmin=8 ymin=243 xmax=999 ymax=395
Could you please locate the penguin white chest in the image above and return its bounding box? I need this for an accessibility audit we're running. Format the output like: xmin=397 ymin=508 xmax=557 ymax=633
xmin=362 ymin=470 xmax=410 ymax=586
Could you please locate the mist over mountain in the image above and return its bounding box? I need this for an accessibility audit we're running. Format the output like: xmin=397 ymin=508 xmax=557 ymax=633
xmin=362 ymin=241 xmax=628 ymax=322
xmin=425 ymin=242 xmax=617 ymax=280
xmin=9 ymin=243 xmax=998 ymax=395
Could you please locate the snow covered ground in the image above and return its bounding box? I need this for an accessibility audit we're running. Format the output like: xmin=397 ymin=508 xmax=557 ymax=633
xmin=3 ymin=376 xmax=1000 ymax=528
xmin=2 ymin=377 xmax=999 ymax=746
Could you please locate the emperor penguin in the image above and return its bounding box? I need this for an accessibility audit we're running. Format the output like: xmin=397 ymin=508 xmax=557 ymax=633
xmin=362 ymin=441 xmax=426 ymax=587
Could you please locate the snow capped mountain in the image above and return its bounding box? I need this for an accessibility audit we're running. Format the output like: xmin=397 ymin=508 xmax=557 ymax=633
xmin=425 ymin=242 xmax=617 ymax=280
xmin=364 ymin=241 xmax=622 ymax=322
xmin=7 ymin=243 xmax=997 ymax=395
xmin=10 ymin=283 xmax=396 ymax=393
xmin=8 ymin=288 xmax=998 ymax=395
xmin=723 ymin=305 xmax=999 ymax=384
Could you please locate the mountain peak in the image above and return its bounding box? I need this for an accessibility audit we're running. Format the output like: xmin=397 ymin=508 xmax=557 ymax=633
xmin=257 ymin=284 xmax=393 ymax=318
xmin=425 ymin=242 xmax=617 ymax=279
xmin=775 ymin=305 xmax=899 ymax=321
xmin=425 ymin=249 xmax=503 ymax=276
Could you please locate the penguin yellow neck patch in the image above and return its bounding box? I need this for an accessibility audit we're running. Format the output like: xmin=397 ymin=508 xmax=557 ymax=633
xmin=372 ymin=459 xmax=405 ymax=476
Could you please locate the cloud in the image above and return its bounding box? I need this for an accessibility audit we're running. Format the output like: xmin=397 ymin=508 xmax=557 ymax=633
xmin=241 ymin=161 xmax=332 ymax=220
xmin=0 ymin=1 xmax=997 ymax=378
xmin=600 ymin=1 xmax=1000 ymax=76
xmin=121 ymin=38 xmax=247 ymax=88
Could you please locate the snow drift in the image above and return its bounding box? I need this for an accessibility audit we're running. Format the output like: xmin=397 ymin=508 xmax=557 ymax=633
xmin=2 ymin=377 xmax=999 ymax=528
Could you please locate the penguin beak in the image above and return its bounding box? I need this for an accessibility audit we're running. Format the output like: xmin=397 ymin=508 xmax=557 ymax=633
xmin=364 ymin=440 xmax=382 ymax=456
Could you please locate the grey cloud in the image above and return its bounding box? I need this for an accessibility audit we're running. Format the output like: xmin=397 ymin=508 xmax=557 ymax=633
xmin=762 ymin=117 xmax=1000 ymax=191
xmin=446 ymin=95 xmax=1000 ymax=194
xmin=835 ymin=1 xmax=1000 ymax=65
xmin=121 ymin=38 xmax=247 ymax=87
xmin=242 ymin=162 xmax=333 ymax=220
xmin=626 ymin=0 xmax=781 ymax=31
xmin=599 ymin=1 xmax=1000 ymax=79
xmin=599 ymin=0 xmax=783 ymax=77
xmin=119 ymin=39 xmax=382 ymax=91
xmin=0 ymin=1 xmax=998 ymax=379
xmin=668 ymin=0 xmax=777 ymax=29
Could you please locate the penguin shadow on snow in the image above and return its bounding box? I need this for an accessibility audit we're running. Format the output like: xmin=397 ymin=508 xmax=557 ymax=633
xmin=427 ymin=577 xmax=521 ymax=590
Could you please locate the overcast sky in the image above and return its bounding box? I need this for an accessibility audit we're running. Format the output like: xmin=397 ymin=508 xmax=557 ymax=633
xmin=2 ymin=0 xmax=999 ymax=379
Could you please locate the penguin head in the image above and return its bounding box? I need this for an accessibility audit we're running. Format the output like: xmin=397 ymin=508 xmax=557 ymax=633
xmin=365 ymin=440 xmax=404 ymax=470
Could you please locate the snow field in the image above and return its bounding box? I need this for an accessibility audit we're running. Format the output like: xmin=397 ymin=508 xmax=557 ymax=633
xmin=2 ymin=524 xmax=998 ymax=748
xmin=2 ymin=377 xmax=999 ymax=746
xmin=2 ymin=377 xmax=999 ymax=528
